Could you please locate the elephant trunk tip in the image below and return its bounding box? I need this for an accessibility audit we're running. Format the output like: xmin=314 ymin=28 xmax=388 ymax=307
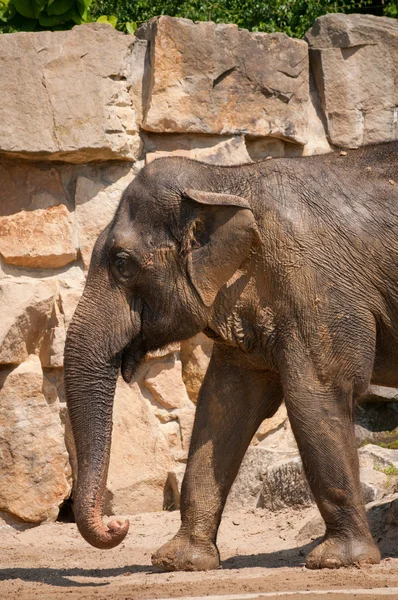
xmin=77 ymin=515 xmax=130 ymax=550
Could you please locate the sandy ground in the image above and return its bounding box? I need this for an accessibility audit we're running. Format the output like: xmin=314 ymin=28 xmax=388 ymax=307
xmin=1 ymin=501 xmax=398 ymax=600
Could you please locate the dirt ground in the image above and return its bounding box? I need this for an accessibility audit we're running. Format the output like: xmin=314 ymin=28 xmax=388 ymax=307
xmin=1 ymin=501 xmax=398 ymax=600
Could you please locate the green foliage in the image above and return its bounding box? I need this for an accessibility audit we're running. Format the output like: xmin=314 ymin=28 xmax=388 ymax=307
xmin=0 ymin=0 xmax=396 ymax=37
xmin=385 ymin=0 xmax=398 ymax=17
xmin=89 ymin=0 xmax=397 ymax=37
xmin=0 ymin=0 xmax=92 ymax=32
xmin=375 ymin=464 xmax=398 ymax=477
xmin=378 ymin=439 xmax=398 ymax=450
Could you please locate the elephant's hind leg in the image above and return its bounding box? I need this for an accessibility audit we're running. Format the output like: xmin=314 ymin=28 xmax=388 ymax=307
xmin=281 ymin=339 xmax=380 ymax=569
xmin=152 ymin=343 xmax=283 ymax=571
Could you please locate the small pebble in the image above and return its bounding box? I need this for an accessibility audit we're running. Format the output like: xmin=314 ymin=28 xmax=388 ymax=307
xmin=340 ymin=150 xmax=347 ymax=156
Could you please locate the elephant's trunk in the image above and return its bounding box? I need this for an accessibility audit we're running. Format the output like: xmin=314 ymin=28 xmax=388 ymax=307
xmin=64 ymin=247 xmax=143 ymax=549
xmin=65 ymin=355 xmax=127 ymax=549
xmin=65 ymin=316 xmax=130 ymax=548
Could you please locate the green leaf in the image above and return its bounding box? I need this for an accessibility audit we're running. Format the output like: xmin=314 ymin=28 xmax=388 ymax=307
xmin=38 ymin=10 xmax=63 ymax=24
xmin=13 ymin=0 xmax=41 ymax=19
xmin=126 ymin=21 xmax=137 ymax=34
xmin=108 ymin=13 xmax=117 ymax=26
xmin=47 ymin=0 xmax=74 ymax=16
xmin=96 ymin=14 xmax=108 ymax=22
xmin=8 ymin=11 xmax=38 ymax=29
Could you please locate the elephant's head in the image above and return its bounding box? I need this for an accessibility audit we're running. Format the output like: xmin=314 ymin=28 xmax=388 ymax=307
xmin=64 ymin=157 xmax=257 ymax=549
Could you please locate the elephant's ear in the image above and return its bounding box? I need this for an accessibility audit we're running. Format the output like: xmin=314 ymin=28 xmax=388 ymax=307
xmin=183 ymin=188 xmax=257 ymax=307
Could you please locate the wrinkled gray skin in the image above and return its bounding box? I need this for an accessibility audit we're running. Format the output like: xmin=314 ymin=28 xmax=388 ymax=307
xmin=65 ymin=142 xmax=398 ymax=571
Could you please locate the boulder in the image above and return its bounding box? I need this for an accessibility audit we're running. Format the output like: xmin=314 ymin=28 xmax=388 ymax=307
xmin=252 ymin=405 xmax=288 ymax=446
xmin=261 ymin=456 xmax=314 ymax=511
xmin=0 ymin=158 xmax=71 ymax=217
xmin=104 ymin=377 xmax=174 ymax=515
xmin=0 ymin=24 xmax=143 ymax=162
xmin=226 ymin=446 xmax=298 ymax=510
xmin=358 ymin=443 xmax=398 ymax=472
xmin=40 ymin=299 xmax=66 ymax=369
xmin=138 ymin=17 xmax=309 ymax=145
xmin=180 ymin=333 xmax=213 ymax=403
xmin=144 ymin=354 xmax=189 ymax=410
xmin=0 ymin=278 xmax=58 ymax=364
xmin=0 ymin=355 xmax=71 ymax=522
xmin=0 ymin=204 xmax=76 ymax=269
xmin=354 ymin=401 xmax=398 ymax=448
xmin=363 ymin=386 xmax=398 ymax=403
xmin=358 ymin=451 xmax=391 ymax=503
xmin=74 ymin=164 xmax=136 ymax=268
xmin=146 ymin=136 xmax=252 ymax=166
xmin=306 ymin=14 xmax=398 ymax=148
xmin=163 ymin=465 xmax=186 ymax=510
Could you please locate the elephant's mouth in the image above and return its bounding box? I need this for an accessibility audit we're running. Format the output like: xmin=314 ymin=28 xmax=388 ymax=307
xmin=121 ymin=337 xmax=146 ymax=383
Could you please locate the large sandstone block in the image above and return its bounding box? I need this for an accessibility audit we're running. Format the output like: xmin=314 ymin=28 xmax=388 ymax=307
xmin=146 ymin=136 xmax=252 ymax=166
xmin=105 ymin=378 xmax=174 ymax=514
xmin=0 ymin=24 xmax=143 ymax=162
xmin=74 ymin=163 xmax=136 ymax=268
xmin=306 ymin=14 xmax=398 ymax=148
xmin=0 ymin=278 xmax=58 ymax=364
xmin=180 ymin=333 xmax=213 ymax=403
xmin=0 ymin=356 xmax=71 ymax=522
xmin=0 ymin=159 xmax=71 ymax=217
xmin=0 ymin=204 xmax=76 ymax=269
xmin=138 ymin=17 xmax=309 ymax=145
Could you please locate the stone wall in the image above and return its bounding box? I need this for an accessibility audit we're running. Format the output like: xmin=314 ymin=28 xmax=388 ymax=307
xmin=0 ymin=13 xmax=397 ymax=525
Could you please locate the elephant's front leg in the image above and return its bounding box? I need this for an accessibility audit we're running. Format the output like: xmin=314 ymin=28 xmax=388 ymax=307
xmin=152 ymin=344 xmax=282 ymax=571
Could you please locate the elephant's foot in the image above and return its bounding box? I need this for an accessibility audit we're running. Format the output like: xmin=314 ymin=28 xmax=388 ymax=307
xmin=306 ymin=535 xmax=381 ymax=569
xmin=151 ymin=533 xmax=220 ymax=572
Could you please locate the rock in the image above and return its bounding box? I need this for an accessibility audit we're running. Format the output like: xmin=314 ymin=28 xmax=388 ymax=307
xmin=0 ymin=355 xmax=71 ymax=522
xmin=0 ymin=24 xmax=143 ymax=162
xmin=0 ymin=278 xmax=58 ymax=364
xmin=180 ymin=333 xmax=213 ymax=403
xmin=252 ymin=405 xmax=288 ymax=446
xmin=0 ymin=158 xmax=71 ymax=217
xmin=359 ymin=452 xmax=390 ymax=503
xmin=146 ymin=136 xmax=252 ymax=166
xmin=138 ymin=17 xmax=309 ymax=145
xmin=161 ymin=420 xmax=183 ymax=455
xmin=363 ymin=386 xmax=398 ymax=402
xmin=40 ymin=298 xmax=66 ymax=369
xmin=301 ymin=75 xmax=332 ymax=156
xmin=306 ymin=14 xmax=398 ymax=148
xmin=104 ymin=377 xmax=174 ymax=515
xmin=257 ymin=418 xmax=298 ymax=452
xmin=163 ymin=465 xmax=186 ymax=510
xmin=74 ymin=164 xmax=136 ymax=268
xmin=174 ymin=400 xmax=197 ymax=451
xmin=358 ymin=444 xmax=398 ymax=472
xmin=143 ymin=354 xmax=189 ymax=409
xmin=245 ymin=137 xmax=286 ymax=160
xmin=226 ymin=446 xmax=298 ymax=510
xmin=0 ymin=205 xmax=76 ymax=269
xmin=355 ymin=402 xmax=398 ymax=448
xmin=261 ymin=456 xmax=314 ymax=511
xmin=57 ymin=272 xmax=86 ymax=328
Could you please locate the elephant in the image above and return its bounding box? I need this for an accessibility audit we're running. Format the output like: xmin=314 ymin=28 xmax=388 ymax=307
xmin=64 ymin=141 xmax=398 ymax=571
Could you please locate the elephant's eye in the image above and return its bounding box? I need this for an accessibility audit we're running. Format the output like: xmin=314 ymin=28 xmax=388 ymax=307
xmin=113 ymin=252 xmax=134 ymax=279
